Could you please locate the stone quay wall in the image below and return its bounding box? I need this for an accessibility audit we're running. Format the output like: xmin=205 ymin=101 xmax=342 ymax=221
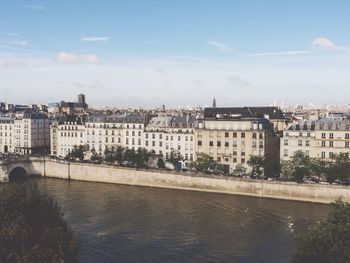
xmin=26 ymin=159 xmax=350 ymax=204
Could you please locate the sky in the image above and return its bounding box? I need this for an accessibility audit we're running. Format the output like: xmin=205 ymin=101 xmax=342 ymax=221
xmin=0 ymin=0 xmax=350 ymax=107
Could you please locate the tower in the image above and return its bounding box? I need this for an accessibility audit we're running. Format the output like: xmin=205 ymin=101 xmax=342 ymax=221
xmin=213 ymin=97 xmax=216 ymax=108
xmin=77 ymin=94 xmax=86 ymax=104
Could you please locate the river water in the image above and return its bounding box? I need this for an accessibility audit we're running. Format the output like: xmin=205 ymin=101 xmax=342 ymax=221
xmin=31 ymin=178 xmax=329 ymax=263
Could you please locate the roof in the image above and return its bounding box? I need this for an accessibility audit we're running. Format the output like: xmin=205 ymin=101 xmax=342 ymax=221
xmin=203 ymin=107 xmax=285 ymax=120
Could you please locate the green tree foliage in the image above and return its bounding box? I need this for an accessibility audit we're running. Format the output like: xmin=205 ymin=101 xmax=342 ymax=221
xmin=280 ymin=151 xmax=311 ymax=183
xmin=157 ymin=158 xmax=166 ymax=169
xmin=232 ymin=163 xmax=247 ymax=176
xmin=281 ymin=152 xmax=350 ymax=185
xmin=66 ymin=145 xmax=89 ymax=161
xmin=166 ymin=149 xmax=183 ymax=168
xmin=0 ymin=182 xmax=79 ymax=262
xmin=292 ymin=200 xmax=350 ymax=263
xmin=192 ymin=153 xmax=217 ymax=173
xmin=247 ymin=156 xmax=265 ymax=178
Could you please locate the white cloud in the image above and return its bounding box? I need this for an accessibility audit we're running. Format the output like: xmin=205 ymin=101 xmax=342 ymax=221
xmin=312 ymin=37 xmax=337 ymax=50
xmin=7 ymin=33 xmax=19 ymax=37
xmin=22 ymin=4 xmax=46 ymax=11
xmin=207 ymin=40 xmax=232 ymax=52
xmin=247 ymin=50 xmax=309 ymax=57
xmin=56 ymin=52 xmax=100 ymax=64
xmin=80 ymin=36 xmax=110 ymax=43
xmin=7 ymin=40 xmax=28 ymax=46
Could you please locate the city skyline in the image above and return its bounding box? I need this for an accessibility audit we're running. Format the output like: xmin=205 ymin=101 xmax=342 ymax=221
xmin=1 ymin=0 xmax=350 ymax=106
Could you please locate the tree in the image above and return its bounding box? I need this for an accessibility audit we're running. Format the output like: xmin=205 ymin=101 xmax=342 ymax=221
xmin=157 ymin=158 xmax=166 ymax=169
xmin=166 ymin=149 xmax=183 ymax=170
xmin=280 ymin=160 xmax=294 ymax=179
xmin=247 ymin=156 xmax=265 ymax=178
xmin=281 ymin=151 xmax=311 ymax=183
xmin=232 ymin=163 xmax=247 ymax=176
xmin=292 ymin=200 xmax=350 ymax=263
xmin=309 ymin=157 xmax=326 ymax=180
xmin=67 ymin=145 xmax=89 ymax=161
xmin=0 ymin=182 xmax=79 ymax=262
xmin=135 ymin=147 xmax=151 ymax=168
xmin=124 ymin=148 xmax=137 ymax=167
xmin=192 ymin=153 xmax=216 ymax=173
xmin=115 ymin=146 xmax=125 ymax=165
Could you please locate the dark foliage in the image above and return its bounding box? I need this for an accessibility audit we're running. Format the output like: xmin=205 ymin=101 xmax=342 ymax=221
xmin=0 ymin=182 xmax=80 ymax=262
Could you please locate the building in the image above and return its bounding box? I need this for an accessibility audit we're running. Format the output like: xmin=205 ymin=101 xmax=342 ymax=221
xmin=144 ymin=114 xmax=195 ymax=163
xmin=280 ymin=120 xmax=315 ymax=160
xmin=0 ymin=117 xmax=15 ymax=154
xmin=280 ymin=117 xmax=350 ymax=161
xmin=195 ymin=107 xmax=280 ymax=174
xmin=51 ymin=115 xmax=85 ymax=157
xmin=51 ymin=112 xmax=146 ymax=157
xmin=14 ymin=113 xmax=51 ymax=155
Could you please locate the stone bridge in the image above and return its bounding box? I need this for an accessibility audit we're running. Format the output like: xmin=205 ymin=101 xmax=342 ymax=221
xmin=0 ymin=157 xmax=45 ymax=182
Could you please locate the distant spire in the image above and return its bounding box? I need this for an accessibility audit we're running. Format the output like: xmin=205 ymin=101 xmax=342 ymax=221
xmin=213 ymin=97 xmax=216 ymax=108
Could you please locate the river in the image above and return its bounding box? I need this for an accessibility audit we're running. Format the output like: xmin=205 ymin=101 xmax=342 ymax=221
xmin=31 ymin=178 xmax=329 ymax=263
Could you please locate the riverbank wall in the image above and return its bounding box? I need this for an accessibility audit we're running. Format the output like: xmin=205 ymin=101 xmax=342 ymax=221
xmin=25 ymin=159 xmax=350 ymax=204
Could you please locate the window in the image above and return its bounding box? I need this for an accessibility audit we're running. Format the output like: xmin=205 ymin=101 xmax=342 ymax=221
xmin=241 ymin=133 xmax=245 ymax=138
xmin=225 ymin=142 xmax=229 ymax=147
xmin=217 ymin=141 xmax=221 ymax=147
xmin=321 ymin=141 xmax=326 ymax=147
xmin=329 ymin=133 xmax=334 ymax=139
xmin=241 ymin=158 xmax=245 ymax=163
xmin=346 ymin=142 xmax=349 ymax=148
xmin=233 ymin=150 xmax=237 ymax=156
xmin=298 ymin=140 xmax=302 ymax=146
xmin=209 ymin=141 xmax=214 ymax=147
xmin=152 ymin=141 xmax=155 ymax=146
xmin=329 ymin=141 xmax=334 ymax=147
xmin=198 ymin=140 xmax=202 ymax=146
xmin=346 ymin=133 xmax=350 ymax=139
xmin=306 ymin=140 xmax=310 ymax=146
xmin=241 ymin=151 xmax=245 ymax=156
xmin=225 ymin=132 xmax=229 ymax=138
xmin=233 ymin=132 xmax=237 ymax=138
xmin=284 ymin=139 xmax=288 ymax=146
xmin=217 ymin=157 xmax=221 ymax=162
xmin=145 ymin=141 xmax=149 ymax=146
xmin=252 ymin=133 xmax=257 ymax=139
xmin=321 ymin=133 xmax=326 ymax=139
xmin=284 ymin=149 xmax=288 ymax=157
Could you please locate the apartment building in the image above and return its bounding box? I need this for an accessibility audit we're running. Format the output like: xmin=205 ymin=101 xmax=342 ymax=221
xmin=280 ymin=118 xmax=350 ymax=160
xmin=0 ymin=117 xmax=15 ymax=154
xmin=14 ymin=113 xmax=50 ymax=154
xmin=144 ymin=114 xmax=195 ymax=163
xmin=51 ymin=115 xmax=85 ymax=157
xmin=51 ymin=113 xmax=145 ymax=157
xmin=195 ymin=107 xmax=280 ymax=174
xmin=280 ymin=120 xmax=315 ymax=160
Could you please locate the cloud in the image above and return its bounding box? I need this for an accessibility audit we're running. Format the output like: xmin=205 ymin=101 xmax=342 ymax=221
xmin=56 ymin=52 xmax=100 ymax=64
xmin=247 ymin=50 xmax=309 ymax=57
xmin=7 ymin=40 xmax=28 ymax=46
xmin=207 ymin=40 xmax=232 ymax=52
xmin=80 ymin=36 xmax=110 ymax=43
xmin=22 ymin=4 xmax=46 ymax=11
xmin=312 ymin=37 xmax=337 ymax=50
xmin=7 ymin=33 xmax=19 ymax=37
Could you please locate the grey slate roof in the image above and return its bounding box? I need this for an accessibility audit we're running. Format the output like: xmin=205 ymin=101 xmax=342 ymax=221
xmin=204 ymin=107 xmax=285 ymax=120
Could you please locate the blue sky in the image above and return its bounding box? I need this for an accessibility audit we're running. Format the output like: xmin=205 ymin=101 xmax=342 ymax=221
xmin=0 ymin=0 xmax=350 ymax=107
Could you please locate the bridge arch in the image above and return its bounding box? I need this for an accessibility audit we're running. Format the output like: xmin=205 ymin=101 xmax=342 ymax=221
xmin=8 ymin=166 xmax=27 ymax=182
